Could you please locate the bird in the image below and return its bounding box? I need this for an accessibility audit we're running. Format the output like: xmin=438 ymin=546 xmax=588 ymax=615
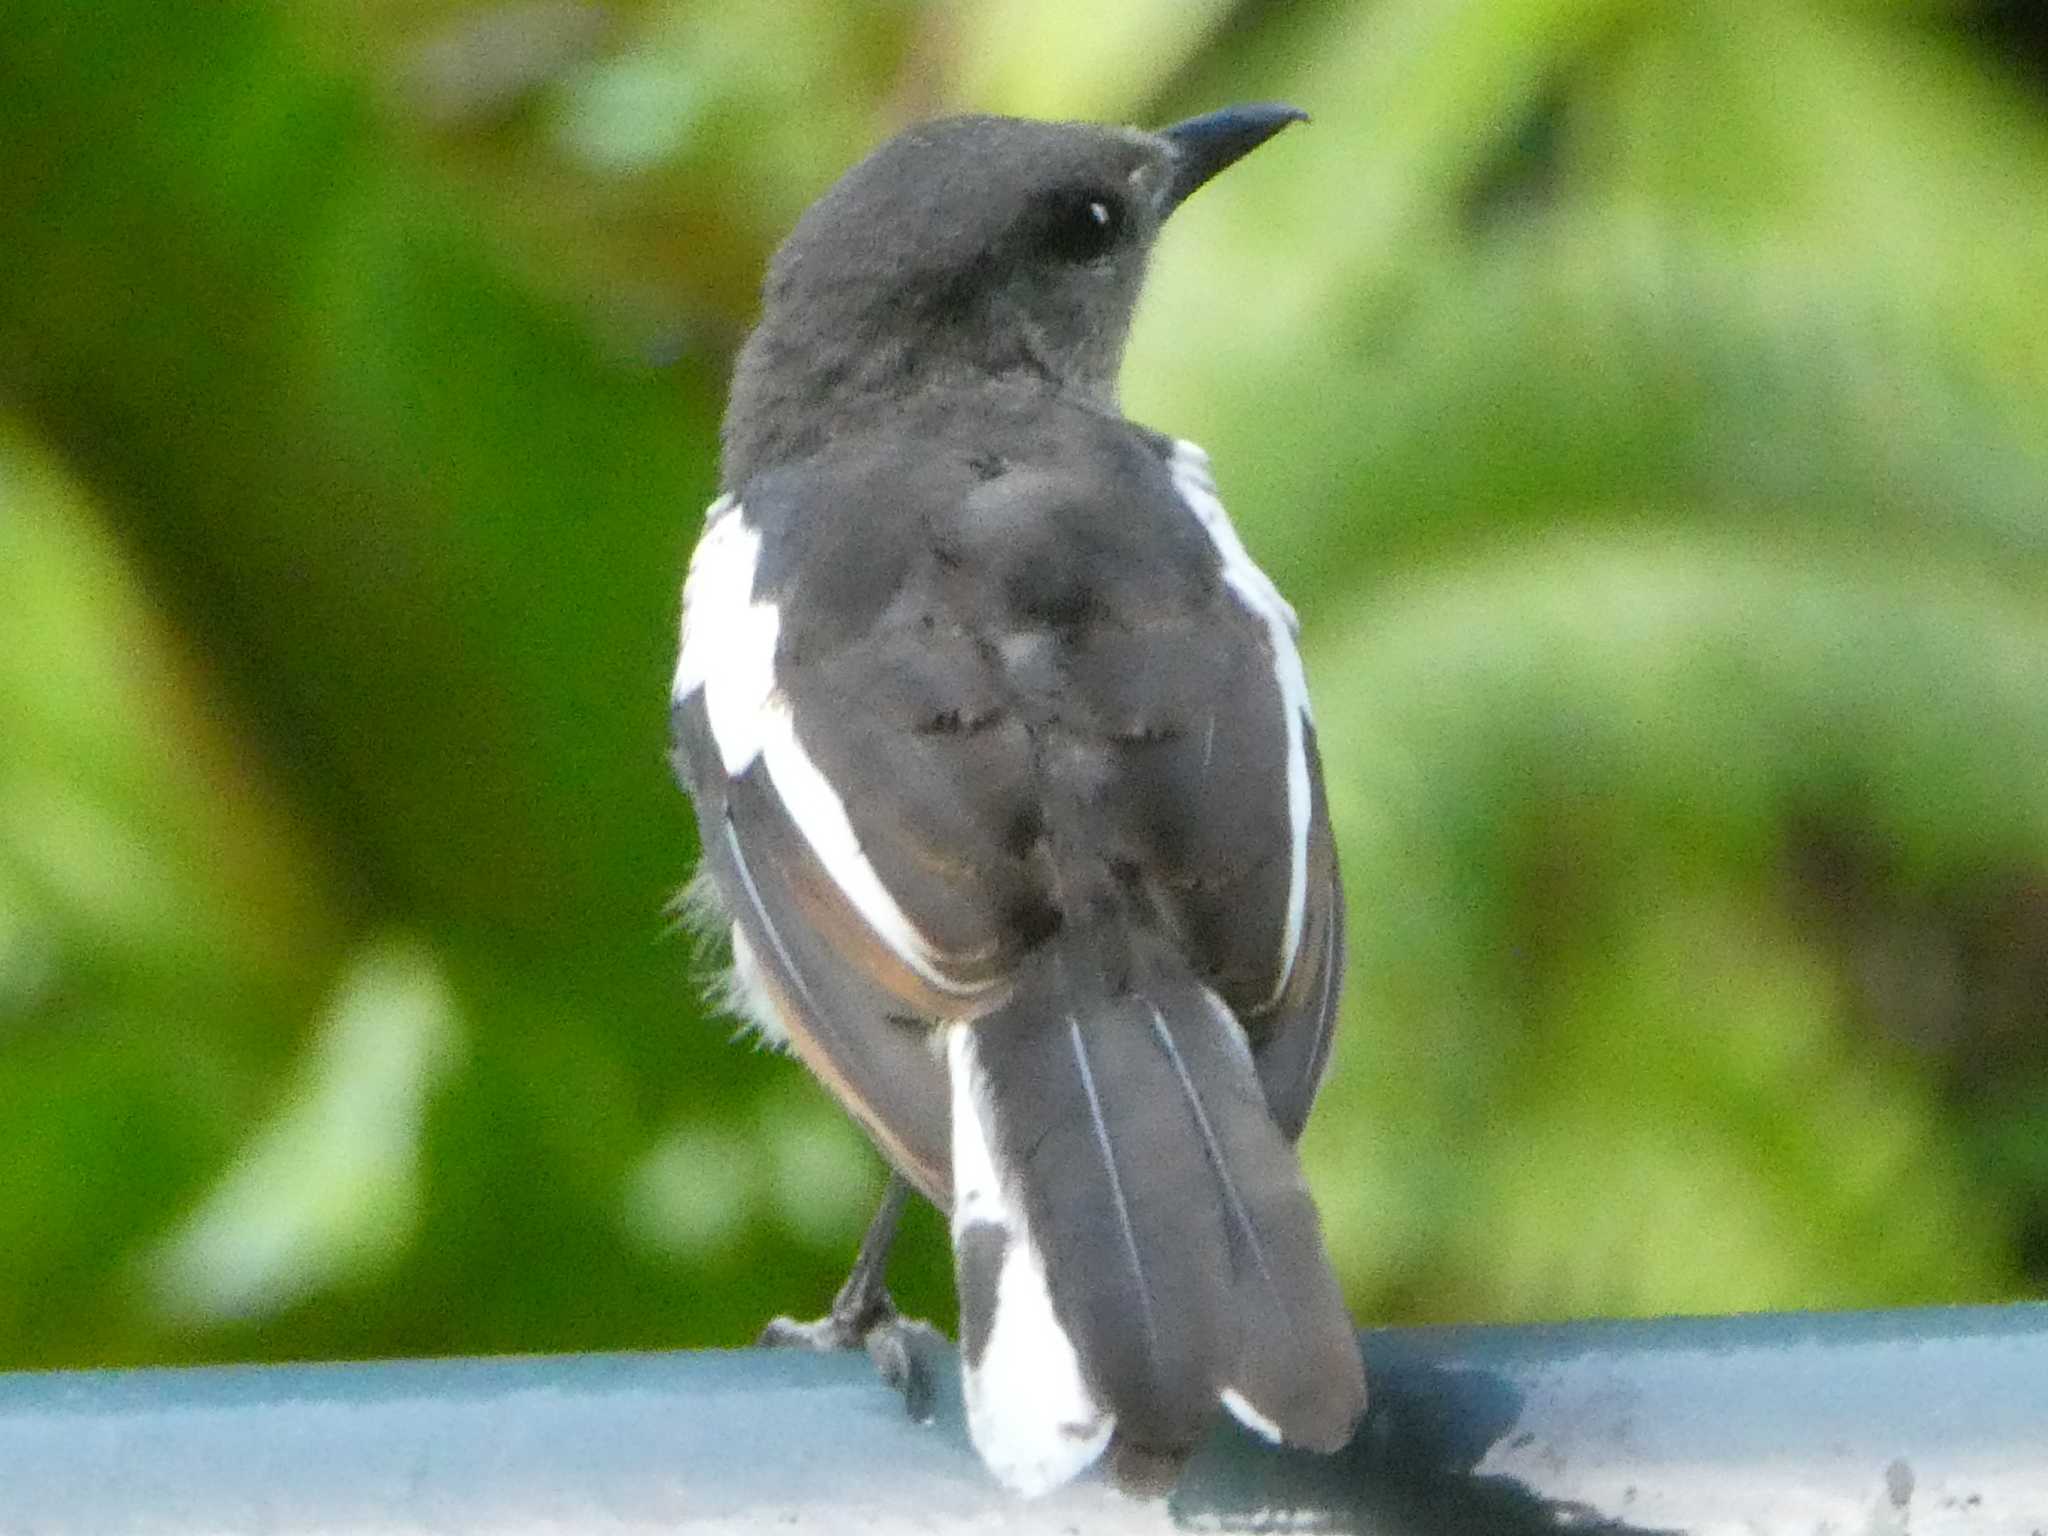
xmin=669 ymin=102 xmax=1364 ymax=1497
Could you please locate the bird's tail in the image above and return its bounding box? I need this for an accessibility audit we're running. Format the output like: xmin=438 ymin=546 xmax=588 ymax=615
xmin=946 ymin=941 xmax=1365 ymax=1496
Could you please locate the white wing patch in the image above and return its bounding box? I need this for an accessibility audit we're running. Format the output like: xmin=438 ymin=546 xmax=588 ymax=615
xmin=948 ymin=1026 xmax=1114 ymax=1496
xmin=674 ymin=497 xmax=980 ymax=998
xmin=672 ymin=494 xmax=743 ymax=701
xmin=1169 ymin=441 xmax=1313 ymax=1004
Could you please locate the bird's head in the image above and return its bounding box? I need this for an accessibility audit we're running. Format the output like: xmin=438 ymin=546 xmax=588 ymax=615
xmin=723 ymin=104 xmax=1306 ymax=479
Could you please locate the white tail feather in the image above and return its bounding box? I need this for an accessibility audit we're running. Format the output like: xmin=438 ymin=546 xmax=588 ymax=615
xmin=947 ymin=1026 xmax=1113 ymax=1495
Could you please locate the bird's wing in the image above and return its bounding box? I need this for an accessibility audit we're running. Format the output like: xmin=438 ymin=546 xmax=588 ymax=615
xmin=669 ymin=473 xmax=1039 ymax=1209
xmin=673 ymin=680 xmax=957 ymax=1204
xmin=1138 ymin=438 xmax=1345 ymax=1140
xmin=1245 ymin=749 xmax=1345 ymax=1141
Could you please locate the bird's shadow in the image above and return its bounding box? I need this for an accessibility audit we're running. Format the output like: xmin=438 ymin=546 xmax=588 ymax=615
xmin=1165 ymin=1331 xmax=1678 ymax=1536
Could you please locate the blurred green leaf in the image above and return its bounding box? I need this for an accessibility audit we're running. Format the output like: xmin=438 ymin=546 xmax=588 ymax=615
xmin=145 ymin=935 xmax=463 ymax=1327
xmin=1305 ymin=534 xmax=2044 ymax=1314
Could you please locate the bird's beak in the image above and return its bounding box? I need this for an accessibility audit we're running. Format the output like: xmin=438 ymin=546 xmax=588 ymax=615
xmin=1156 ymin=102 xmax=1308 ymax=215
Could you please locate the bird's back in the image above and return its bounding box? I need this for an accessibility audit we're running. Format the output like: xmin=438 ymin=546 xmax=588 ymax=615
xmin=737 ymin=390 xmax=1307 ymax=1019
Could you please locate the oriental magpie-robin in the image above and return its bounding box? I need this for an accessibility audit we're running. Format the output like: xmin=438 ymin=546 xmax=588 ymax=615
xmin=670 ymin=103 xmax=1362 ymax=1495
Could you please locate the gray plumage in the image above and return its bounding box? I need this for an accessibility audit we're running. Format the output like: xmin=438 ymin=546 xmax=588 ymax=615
xmin=670 ymin=102 xmax=1362 ymax=1492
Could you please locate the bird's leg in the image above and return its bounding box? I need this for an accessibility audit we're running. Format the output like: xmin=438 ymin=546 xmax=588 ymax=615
xmin=756 ymin=1174 xmax=947 ymax=1422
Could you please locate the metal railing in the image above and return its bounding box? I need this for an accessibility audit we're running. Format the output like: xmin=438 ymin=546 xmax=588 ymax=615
xmin=0 ymin=1303 xmax=2042 ymax=1533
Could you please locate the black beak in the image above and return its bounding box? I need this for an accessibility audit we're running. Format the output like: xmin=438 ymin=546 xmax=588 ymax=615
xmin=1157 ymin=102 xmax=1308 ymax=214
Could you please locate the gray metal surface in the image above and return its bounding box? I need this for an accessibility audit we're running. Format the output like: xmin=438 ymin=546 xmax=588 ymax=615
xmin=0 ymin=1304 xmax=2042 ymax=1533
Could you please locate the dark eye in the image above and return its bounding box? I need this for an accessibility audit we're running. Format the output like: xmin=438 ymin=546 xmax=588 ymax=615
xmin=1040 ymin=189 xmax=1125 ymax=262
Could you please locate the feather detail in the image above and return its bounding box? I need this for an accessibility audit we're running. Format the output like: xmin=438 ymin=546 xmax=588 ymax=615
xmin=1168 ymin=440 xmax=1312 ymax=1003
xmin=948 ymin=1025 xmax=1113 ymax=1495
xmin=951 ymin=940 xmax=1363 ymax=1493
xmin=1063 ymin=1013 xmax=1161 ymax=1361
xmin=1174 ymin=990 xmax=1365 ymax=1451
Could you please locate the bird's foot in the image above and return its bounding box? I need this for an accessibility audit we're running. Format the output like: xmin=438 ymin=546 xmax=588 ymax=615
xmin=757 ymin=1299 xmax=947 ymax=1423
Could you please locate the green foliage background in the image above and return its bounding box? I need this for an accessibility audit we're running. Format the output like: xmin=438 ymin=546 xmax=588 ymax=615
xmin=3 ymin=0 xmax=2047 ymax=1371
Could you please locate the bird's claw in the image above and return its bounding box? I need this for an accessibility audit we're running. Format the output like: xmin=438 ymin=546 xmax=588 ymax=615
xmin=757 ymin=1300 xmax=945 ymax=1424
xmin=756 ymin=1311 xmax=860 ymax=1351
xmin=865 ymin=1314 xmax=947 ymax=1424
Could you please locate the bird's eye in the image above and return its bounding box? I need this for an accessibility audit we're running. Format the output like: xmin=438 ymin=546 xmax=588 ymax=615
xmin=1040 ymin=189 xmax=1125 ymax=262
